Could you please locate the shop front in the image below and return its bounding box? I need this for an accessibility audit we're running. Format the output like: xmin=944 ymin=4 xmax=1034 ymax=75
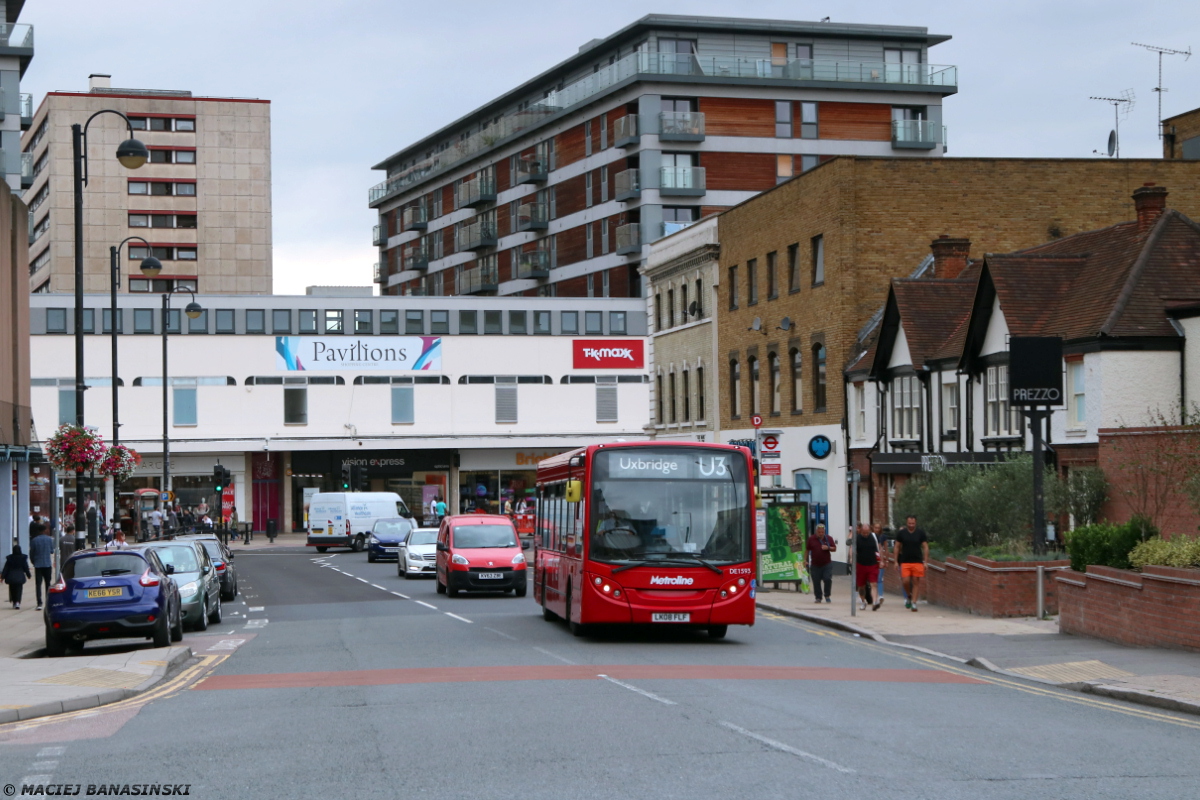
xmin=123 ymin=454 xmax=247 ymax=520
xmin=457 ymin=448 xmax=568 ymax=515
xmin=289 ymin=449 xmax=454 ymax=530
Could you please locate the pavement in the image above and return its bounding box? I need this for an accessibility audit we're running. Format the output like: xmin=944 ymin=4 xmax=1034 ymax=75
xmin=758 ymin=573 xmax=1200 ymax=715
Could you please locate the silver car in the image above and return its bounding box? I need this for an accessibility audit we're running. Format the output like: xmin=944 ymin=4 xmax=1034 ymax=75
xmin=397 ymin=527 xmax=439 ymax=578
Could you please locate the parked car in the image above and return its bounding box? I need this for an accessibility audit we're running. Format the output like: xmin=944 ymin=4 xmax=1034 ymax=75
xmin=367 ymin=518 xmax=413 ymax=563
xmin=307 ymin=492 xmax=413 ymax=553
xmin=44 ymin=548 xmax=182 ymax=657
xmin=177 ymin=534 xmax=239 ymax=600
xmin=398 ymin=527 xmax=438 ymax=578
xmin=136 ymin=541 xmax=222 ymax=631
xmin=435 ymin=514 xmax=529 ymax=597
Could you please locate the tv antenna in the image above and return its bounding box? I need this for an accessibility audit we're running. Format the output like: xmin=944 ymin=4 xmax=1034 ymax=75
xmin=1089 ymin=90 xmax=1135 ymax=158
xmin=1132 ymin=42 xmax=1191 ymax=139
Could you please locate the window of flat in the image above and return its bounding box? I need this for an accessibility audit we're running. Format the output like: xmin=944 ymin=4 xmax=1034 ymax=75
xmin=134 ymin=308 xmax=154 ymax=334
xmin=662 ymin=97 xmax=697 ymax=113
xmin=216 ymin=309 xmax=235 ymax=333
xmin=656 ymin=374 xmax=664 ymax=423
xmin=667 ymin=289 xmax=675 ymax=327
xmin=272 ymin=309 xmax=291 ymax=334
xmin=585 ymin=311 xmax=603 ymax=334
xmin=484 ymin=310 xmax=502 ymax=334
xmin=941 ymin=381 xmax=959 ymax=436
xmin=680 ymin=284 xmax=689 ymax=322
xmin=405 ymin=310 xmax=424 ymax=334
xmin=891 ymin=374 xmax=921 ymax=440
xmin=379 ymin=309 xmax=399 ymax=334
xmin=658 ymin=38 xmax=697 ymax=74
xmin=323 ymin=310 xmax=343 ymax=334
xmin=766 ymin=252 xmax=779 ymax=299
xmin=855 ymin=384 xmax=867 ymax=439
xmin=663 ymin=206 xmax=696 ymax=236
xmin=728 ymin=266 xmax=739 ymax=310
xmin=585 ymin=172 xmax=593 ymax=208
xmin=561 ymin=311 xmax=578 ymax=335
xmin=775 ymin=101 xmax=792 ymax=137
xmin=769 ymin=353 xmax=781 ymax=413
xmin=355 ymin=310 xmax=372 ymax=334
xmin=284 ymin=387 xmax=307 ymax=424
xmin=46 ymin=308 xmax=67 ymax=333
xmin=790 ymin=349 xmax=802 ymax=411
xmin=654 ymin=294 xmax=663 ymax=331
xmin=188 ymin=309 xmax=208 ymax=334
xmin=749 ymin=357 xmax=761 ymax=414
xmin=1067 ymin=361 xmax=1086 ymax=429
xmin=681 ymin=370 xmax=690 ymax=421
xmin=985 ymin=365 xmax=1019 ymax=436
xmin=509 ymin=311 xmax=527 ymax=335
xmin=729 ymin=359 xmax=741 ymax=418
xmin=391 ymin=386 xmax=414 ymax=424
xmin=459 ymin=310 xmax=478 ymax=334
xmin=747 ymin=259 xmax=758 ymax=305
xmin=668 ymin=372 xmax=677 ymax=423
xmin=431 ymin=310 xmax=450 ymax=335
xmin=800 ymin=102 xmax=818 ymax=139
xmin=785 ymin=244 xmax=800 ymax=294
xmin=173 ymin=387 xmax=197 ymax=426
xmin=246 ymin=309 xmax=266 ymax=333
xmin=799 ymin=155 xmax=818 ymax=174
xmin=533 ymin=310 xmax=551 ymax=335
xmin=696 ymin=366 xmax=706 ymax=420
xmin=694 ymin=278 xmax=703 ymax=317
xmin=812 ymin=344 xmax=827 ymax=412
xmin=298 ymin=309 xmax=317 ymax=333
xmin=776 ymin=155 xmax=793 ymax=185
xmin=811 ymin=235 xmax=825 ymax=286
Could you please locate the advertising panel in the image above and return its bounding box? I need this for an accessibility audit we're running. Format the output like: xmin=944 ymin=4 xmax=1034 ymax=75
xmin=759 ymin=502 xmax=809 ymax=589
xmin=276 ymin=336 xmax=442 ymax=371
xmin=572 ymin=339 xmax=645 ymax=369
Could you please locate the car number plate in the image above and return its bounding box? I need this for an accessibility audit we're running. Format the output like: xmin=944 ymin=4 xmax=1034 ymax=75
xmin=652 ymin=613 xmax=690 ymax=623
xmin=476 ymin=572 xmax=503 ymax=580
xmin=87 ymin=587 xmax=123 ymax=599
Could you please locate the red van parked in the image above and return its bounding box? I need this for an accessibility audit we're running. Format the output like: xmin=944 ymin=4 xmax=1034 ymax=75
xmin=436 ymin=514 xmax=529 ymax=598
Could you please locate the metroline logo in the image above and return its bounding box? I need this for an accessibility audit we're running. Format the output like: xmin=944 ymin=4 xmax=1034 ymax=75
xmin=572 ymin=339 xmax=645 ymax=369
xmin=649 ymin=575 xmax=694 ymax=586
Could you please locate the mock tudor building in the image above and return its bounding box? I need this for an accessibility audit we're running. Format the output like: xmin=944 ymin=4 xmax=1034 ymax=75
xmin=370 ymin=14 xmax=956 ymax=298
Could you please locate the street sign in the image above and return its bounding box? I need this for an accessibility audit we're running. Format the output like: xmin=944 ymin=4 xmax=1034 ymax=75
xmin=761 ymin=434 xmax=779 ymax=452
xmin=751 ymin=414 xmax=763 ymax=428
xmin=761 ymin=462 xmax=782 ymax=476
xmin=1009 ymin=336 xmax=1064 ymax=406
xmin=160 ymin=491 xmax=172 ymax=502
xmin=808 ymin=435 xmax=833 ymax=459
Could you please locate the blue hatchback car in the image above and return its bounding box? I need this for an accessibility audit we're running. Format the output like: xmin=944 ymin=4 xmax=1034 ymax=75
xmin=44 ymin=549 xmax=182 ymax=657
xmin=366 ymin=518 xmax=414 ymax=562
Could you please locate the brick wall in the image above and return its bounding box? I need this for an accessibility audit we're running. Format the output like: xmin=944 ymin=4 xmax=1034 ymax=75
xmin=1058 ymin=565 xmax=1200 ymax=652
xmin=1097 ymin=426 xmax=1200 ymax=537
xmin=1163 ymin=107 xmax=1200 ymax=159
xmin=881 ymin=556 xmax=1069 ymax=617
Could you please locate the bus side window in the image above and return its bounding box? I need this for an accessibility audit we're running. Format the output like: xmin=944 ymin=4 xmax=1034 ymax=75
xmin=554 ymin=483 xmax=565 ymax=553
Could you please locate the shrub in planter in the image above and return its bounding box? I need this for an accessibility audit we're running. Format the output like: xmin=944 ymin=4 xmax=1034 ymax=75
xmin=1128 ymin=535 xmax=1200 ymax=569
xmin=1066 ymin=515 xmax=1158 ymax=571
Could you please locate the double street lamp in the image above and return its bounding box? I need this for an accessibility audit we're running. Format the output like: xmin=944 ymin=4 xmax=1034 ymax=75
xmin=109 ymin=238 xmax=162 ymax=448
xmin=159 ymin=286 xmax=203 ymax=519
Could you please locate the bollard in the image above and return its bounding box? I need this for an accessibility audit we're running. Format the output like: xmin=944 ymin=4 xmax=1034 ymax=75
xmin=1036 ymin=564 xmax=1045 ymax=619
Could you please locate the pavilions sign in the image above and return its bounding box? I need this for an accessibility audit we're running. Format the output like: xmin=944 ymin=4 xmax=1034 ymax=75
xmin=276 ymin=336 xmax=442 ymax=371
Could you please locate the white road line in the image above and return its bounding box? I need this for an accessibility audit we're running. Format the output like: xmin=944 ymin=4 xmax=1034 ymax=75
xmin=597 ymin=674 xmax=676 ymax=705
xmin=37 ymin=748 xmax=65 ymax=757
xmin=415 ymin=601 xmax=438 ymax=610
xmin=483 ymin=627 xmax=518 ymax=641
xmin=371 ymin=584 xmax=387 ymax=590
xmin=719 ymin=722 xmax=855 ymax=773
xmin=248 ymin=606 xmax=265 ymax=612
xmin=31 ymin=761 xmax=58 ymax=770
xmin=533 ymin=646 xmax=576 ymax=665
xmin=355 ymin=577 xmax=369 ymax=583
xmin=444 ymin=612 xmax=473 ymax=623
xmin=20 ymin=776 xmax=52 ymax=786
xmin=390 ymin=592 xmax=410 ymax=599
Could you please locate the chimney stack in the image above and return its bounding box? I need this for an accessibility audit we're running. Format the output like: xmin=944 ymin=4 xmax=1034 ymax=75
xmin=88 ymin=73 xmax=111 ymax=92
xmin=929 ymin=235 xmax=971 ymax=280
xmin=1132 ymin=183 xmax=1168 ymax=234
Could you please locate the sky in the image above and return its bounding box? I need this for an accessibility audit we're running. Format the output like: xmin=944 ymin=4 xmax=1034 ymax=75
xmin=22 ymin=0 xmax=1199 ymax=295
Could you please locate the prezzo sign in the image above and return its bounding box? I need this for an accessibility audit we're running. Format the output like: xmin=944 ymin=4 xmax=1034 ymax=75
xmin=572 ymin=339 xmax=645 ymax=369
xmin=276 ymin=336 xmax=442 ymax=371
xmin=1009 ymin=337 xmax=1063 ymax=407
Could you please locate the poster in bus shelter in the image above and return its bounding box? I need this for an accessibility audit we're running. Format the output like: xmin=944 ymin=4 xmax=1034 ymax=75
xmin=760 ymin=503 xmax=809 ymax=589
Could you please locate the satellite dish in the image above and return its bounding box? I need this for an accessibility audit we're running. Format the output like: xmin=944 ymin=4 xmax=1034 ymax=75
xmin=1107 ymin=130 xmax=1117 ymax=157
xmin=779 ymin=316 xmax=792 ymax=331
xmin=750 ymin=317 xmax=762 ymax=331
xmin=688 ymin=301 xmax=698 ymax=316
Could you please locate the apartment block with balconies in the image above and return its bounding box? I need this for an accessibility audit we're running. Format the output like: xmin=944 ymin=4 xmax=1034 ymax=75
xmin=369 ymin=14 xmax=955 ymax=299
xmin=0 ymin=2 xmax=34 ymax=195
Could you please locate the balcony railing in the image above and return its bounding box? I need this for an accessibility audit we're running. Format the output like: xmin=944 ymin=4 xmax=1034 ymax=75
xmin=372 ymin=224 xmax=386 ymax=246
xmin=892 ymin=120 xmax=947 ymax=150
xmin=614 ymin=114 xmax=639 ymax=148
xmin=659 ymin=111 xmax=705 ymax=142
xmin=659 ymin=166 xmax=706 ymax=196
xmin=517 ymin=249 xmax=550 ymax=279
xmin=455 ymin=175 xmax=497 ymax=209
xmin=616 ymin=223 xmax=641 ymax=255
xmin=515 ymin=155 xmax=548 ymax=184
xmin=19 ymin=92 xmax=31 ymax=119
xmin=614 ymin=168 xmax=641 ymax=202
xmin=516 ymin=202 xmax=548 ymax=232
xmin=402 ymin=205 xmax=427 ymax=231
xmin=456 ymin=219 xmax=498 ymax=251
xmin=458 ymin=263 xmax=499 ymax=295
xmin=0 ymin=24 xmax=34 ymax=51
xmin=373 ymin=262 xmax=383 ymax=283
xmin=20 ymin=151 xmax=33 ymax=188
xmin=403 ymin=244 xmax=429 ymax=271
xmin=662 ymin=220 xmax=696 ymax=237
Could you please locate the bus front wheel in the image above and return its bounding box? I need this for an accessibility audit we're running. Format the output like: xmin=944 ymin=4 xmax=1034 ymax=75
xmin=707 ymin=625 xmax=728 ymax=640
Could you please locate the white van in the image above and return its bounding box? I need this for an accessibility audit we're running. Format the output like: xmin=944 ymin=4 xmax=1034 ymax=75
xmin=307 ymin=492 xmax=412 ymax=552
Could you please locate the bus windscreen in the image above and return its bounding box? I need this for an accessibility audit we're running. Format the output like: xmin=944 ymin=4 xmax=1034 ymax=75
xmin=589 ymin=448 xmax=751 ymax=565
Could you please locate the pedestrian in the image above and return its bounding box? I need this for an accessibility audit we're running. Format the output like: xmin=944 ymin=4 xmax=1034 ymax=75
xmin=854 ymin=523 xmax=883 ymax=611
xmin=805 ymin=523 xmax=836 ymax=604
xmin=29 ymin=513 xmax=40 ymax=539
xmin=108 ymin=529 xmax=131 ymax=550
xmin=503 ymin=496 xmax=513 ymax=516
xmin=1 ymin=545 xmax=32 ymax=609
xmin=29 ymin=523 xmax=55 ymax=610
xmin=872 ymin=522 xmax=890 ymax=603
xmin=86 ymin=501 xmax=99 ymax=546
xmin=894 ymin=514 xmax=929 ymax=612
xmin=149 ymin=506 xmax=163 ymax=539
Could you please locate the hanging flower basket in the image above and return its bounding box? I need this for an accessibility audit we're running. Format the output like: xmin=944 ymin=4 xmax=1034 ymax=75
xmin=99 ymin=444 xmax=142 ymax=484
xmin=45 ymin=424 xmax=107 ymax=473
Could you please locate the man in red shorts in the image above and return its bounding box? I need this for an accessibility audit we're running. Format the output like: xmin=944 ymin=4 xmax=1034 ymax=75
xmin=853 ymin=523 xmax=881 ymax=610
xmin=893 ymin=514 xmax=929 ymax=611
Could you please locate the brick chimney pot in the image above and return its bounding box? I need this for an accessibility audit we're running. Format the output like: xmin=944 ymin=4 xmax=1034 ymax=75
xmin=1133 ymin=183 xmax=1168 ymax=234
xmin=929 ymin=235 xmax=971 ymax=280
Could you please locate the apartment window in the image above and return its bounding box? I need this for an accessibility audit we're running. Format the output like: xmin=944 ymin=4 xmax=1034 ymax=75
xmin=656 ymin=374 xmax=665 ymax=423
xmin=128 ymin=245 xmax=197 ymax=261
xmin=787 ymin=244 xmax=800 ymax=293
xmin=746 ymin=259 xmax=760 ymax=305
xmin=775 ymin=101 xmax=793 ymax=138
xmin=459 ymin=310 xmax=478 ymax=334
xmin=272 ymin=309 xmax=291 ymax=334
xmin=728 ymin=266 xmax=739 ymax=310
xmin=812 ymin=344 xmax=827 ymax=412
xmin=355 ymin=310 xmax=373 ymax=334
xmin=800 ymin=102 xmax=818 ymax=138
xmin=377 ymin=309 xmax=398 ymax=334
xmin=855 ymin=383 xmax=867 ymax=440
xmin=800 ymin=155 xmax=819 ymax=173
xmin=586 ymin=224 xmax=594 ymax=258
xmin=596 ymin=376 xmax=618 ymax=423
xmin=148 ymin=149 xmax=196 ymax=165
xmin=585 ymin=311 xmax=603 ymax=334
xmin=600 ymin=117 xmax=608 ymax=150
xmin=776 ymin=155 xmax=793 ymax=185
xmin=667 ymin=289 xmax=675 ymax=328
xmin=478 ymin=310 xmax=499 ymax=335
xmin=769 ymin=353 xmax=781 ymax=414
xmin=985 ymin=365 xmax=1020 ymax=436
xmin=663 ymin=206 xmax=697 ymax=236
xmin=668 ymin=372 xmax=678 ymax=423
xmin=322 ymin=310 xmax=342 ymax=334
xmin=173 ymin=387 xmax=197 ymax=426
xmin=81 ymin=309 xmax=95 ymax=334
xmin=585 ymin=121 xmax=593 ymax=157
xmin=654 ymin=295 xmax=663 ymax=331
xmin=188 ymin=309 xmax=208 ymax=334
xmin=495 ymin=376 xmax=518 ymax=423
xmin=680 ymin=284 xmax=689 ymax=322
xmin=127 ymin=180 xmax=196 ymax=197
xmin=391 ymin=386 xmax=414 ymax=424
xmin=602 ymin=270 xmax=611 ymax=298
xmin=891 ymin=375 xmax=921 ymax=440
xmin=284 ymin=387 xmax=308 ymax=424
xmin=1067 ymin=361 xmax=1086 ymax=429
xmin=601 ymin=219 xmax=610 ymax=255
xmin=585 ymin=172 xmax=593 ymax=208
xmin=509 ymin=311 xmax=527 ymax=335
xmin=600 ymin=166 xmax=609 ymax=202
xmin=749 ymin=357 xmax=761 ymax=414
xmin=695 ymin=278 xmax=703 ymax=317
xmin=102 ymin=309 xmax=124 ymax=334
xmin=587 ymin=274 xmax=595 ymax=298
xmin=766 ymin=252 xmax=779 ymax=299
xmin=681 ymin=370 xmax=691 ymax=421
xmin=46 ymin=308 xmax=67 ymax=333
xmin=610 ymin=311 xmax=627 ymax=335
xmin=134 ymin=309 xmax=154 ymax=334
xmin=165 ymin=309 xmax=181 ymax=334
xmin=811 ymin=235 xmax=825 ymax=286
xmin=561 ymin=311 xmax=578 ymax=334
xmin=216 ymin=309 xmax=235 ymax=333
xmin=730 ymin=359 xmax=741 ymax=418
xmin=431 ymin=310 xmax=450 ymax=335
xmin=940 ymin=382 xmax=959 ymax=436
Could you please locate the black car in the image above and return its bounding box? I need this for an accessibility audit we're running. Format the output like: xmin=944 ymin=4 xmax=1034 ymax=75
xmin=178 ymin=534 xmax=239 ymax=600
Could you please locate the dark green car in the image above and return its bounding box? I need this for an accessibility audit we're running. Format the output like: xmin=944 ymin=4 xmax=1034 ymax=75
xmin=135 ymin=541 xmax=222 ymax=631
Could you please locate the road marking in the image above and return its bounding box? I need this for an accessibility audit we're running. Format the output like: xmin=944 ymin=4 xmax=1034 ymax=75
xmin=483 ymin=627 xmax=518 ymax=641
xmin=445 ymin=613 xmax=472 ymax=623
xmin=390 ymin=592 xmax=410 ymax=599
xmin=720 ymin=721 xmax=854 ymax=773
xmin=37 ymin=748 xmax=65 ymax=757
xmin=371 ymin=584 xmax=387 ymax=591
xmin=244 ymin=619 xmax=268 ymax=629
xmin=597 ymin=674 xmax=676 ymax=705
xmin=248 ymin=606 xmax=265 ymax=612
xmin=415 ymin=601 xmax=438 ymax=610
xmin=20 ymin=775 xmax=52 ymax=786
xmin=533 ymin=646 xmax=575 ymax=665
xmin=32 ymin=761 xmax=58 ymax=770
xmin=355 ymin=577 xmax=370 ymax=583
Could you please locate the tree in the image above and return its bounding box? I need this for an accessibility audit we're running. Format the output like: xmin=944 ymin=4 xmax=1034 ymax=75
xmin=1064 ymin=467 xmax=1108 ymax=527
xmin=1108 ymin=405 xmax=1200 ymax=539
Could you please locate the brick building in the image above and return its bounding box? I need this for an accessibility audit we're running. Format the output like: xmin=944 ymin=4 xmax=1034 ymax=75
xmin=1162 ymin=105 xmax=1200 ymax=160
xmin=370 ymin=14 xmax=957 ymax=298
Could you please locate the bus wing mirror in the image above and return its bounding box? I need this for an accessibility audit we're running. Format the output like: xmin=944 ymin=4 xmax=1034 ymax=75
xmin=565 ymin=480 xmax=582 ymax=504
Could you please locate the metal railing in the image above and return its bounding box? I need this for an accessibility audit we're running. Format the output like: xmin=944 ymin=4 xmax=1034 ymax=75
xmin=515 ymin=155 xmax=548 ymax=184
xmin=21 ymin=151 xmax=33 ymax=179
xmin=373 ymin=262 xmax=383 ymax=283
xmin=0 ymin=23 xmax=34 ymax=50
xmin=614 ymin=114 xmax=639 ymax=146
xmin=516 ymin=202 xmax=548 ymax=231
xmin=455 ymin=219 xmax=498 ymax=251
xmin=892 ymin=119 xmax=947 ymax=145
xmin=663 ymin=220 xmax=696 ymax=237
xmin=402 ymin=205 xmax=427 ymax=231
xmin=659 ymin=111 xmax=705 ymax=139
xmin=616 ymin=222 xmax=641 ymax=254
xmin=454 ymin=174 xmax=497 ymax=208
xmin=19 ymin=92 xmax=31 ymax=120
xmin=660 ymin=166 xmax=705 ymax=193
xmin=403 ymin=244 xmax=430 ymax=271
xmin=517 ymin=249 xmax=551 ymax=278
xmin=458 ymin=263 xmax=499 ymax=295
xmin=614 ymin=168 xmax=640 ymax=200
xmin=372 ymin=224 xmax=386 ymax=246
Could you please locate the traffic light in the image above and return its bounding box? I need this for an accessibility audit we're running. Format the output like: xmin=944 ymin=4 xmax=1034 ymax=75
xmin=341 ymin=464 xmax=352 ymax=491
xmin=214 ymin=465 xmax=225 ymax=493
xmin=351 ymin=464 xmax=369 ymax=491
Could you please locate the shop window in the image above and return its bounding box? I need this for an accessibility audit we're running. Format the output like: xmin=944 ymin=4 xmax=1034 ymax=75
xmin=392 ymin=386 xmax=414 ymax=424
xmin=355 ymin=310 xmax=373 ymax=334
xmin=188 ymin=309 xmax=208 ymax=334
xmin=58 ymin=390 xmax=75 ymax=425
xmin=322 ymin=309 xmax=342 ymax=334
xmin=134 ymin=308 xmax=154 ymax=334
xmin=284 ymin=387 xmax=308 ymax=424
xmin=379 ymin=309 xmax=399 ymax=334
xmin=81 ymin=309 xmax=95 ymax=333
xmin=165 ymin=309 xmax=181 ymax=334
xmin=102 ymin=309 xmax=124 ymax=334
xmin=610 ymin=311 xmax=627 ymax=335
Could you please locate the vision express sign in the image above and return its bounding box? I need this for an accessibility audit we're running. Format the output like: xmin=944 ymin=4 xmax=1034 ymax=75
xmin=276 ymin=336 xmax=442 ymax=371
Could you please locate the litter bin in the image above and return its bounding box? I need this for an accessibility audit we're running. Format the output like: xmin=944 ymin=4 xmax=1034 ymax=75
xmin=266 ymin=519 xmax=278 ymax=543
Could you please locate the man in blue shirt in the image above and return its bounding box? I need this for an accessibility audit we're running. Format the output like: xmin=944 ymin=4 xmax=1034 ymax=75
xmin=29 ymin=523 xmax=55 ymax=611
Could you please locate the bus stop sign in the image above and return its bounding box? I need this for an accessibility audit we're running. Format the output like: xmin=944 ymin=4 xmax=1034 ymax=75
xmin=1009 ymin=336 xmax=1063 ymax=406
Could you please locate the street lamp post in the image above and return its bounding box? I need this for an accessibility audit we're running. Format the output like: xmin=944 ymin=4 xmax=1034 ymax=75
xmin=161 ymin=289 xmax=203 ymax=533
xmin=72 ymin=109 xmax=149 ymax=541
xmin=109 ymin=239 xmax=162 ymax=447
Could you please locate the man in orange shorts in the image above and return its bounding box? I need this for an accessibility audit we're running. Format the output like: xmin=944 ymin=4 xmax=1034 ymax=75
xmin=893 ymin=514 xmax=929 ymax=611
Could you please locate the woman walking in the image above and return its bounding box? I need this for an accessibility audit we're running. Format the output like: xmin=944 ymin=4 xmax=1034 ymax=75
xmin=1 ymin=545 xmax=32 ymax=609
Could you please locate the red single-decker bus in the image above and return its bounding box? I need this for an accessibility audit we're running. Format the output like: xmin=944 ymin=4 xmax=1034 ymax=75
xmin=534 ymin=442 xmax=756 ymax=639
